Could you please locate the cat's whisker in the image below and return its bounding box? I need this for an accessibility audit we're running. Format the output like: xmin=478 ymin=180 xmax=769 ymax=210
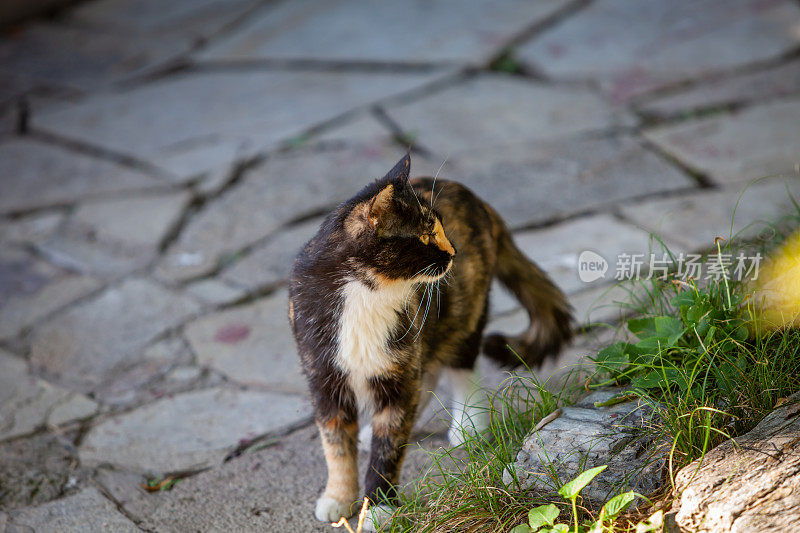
xmin=430 ymin=156 xmax=449 ymax=208
xmin=398 ymin=266 xmax=435 ymax=340
xmin=433 ymin=181 xmax=448 ymax=208
xmin=415 ymin=282 xmax=435 ymax=339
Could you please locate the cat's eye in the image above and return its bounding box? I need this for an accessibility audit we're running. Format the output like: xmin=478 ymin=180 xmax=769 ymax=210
xmin=420 ymin=234 xmax=430 ymax=245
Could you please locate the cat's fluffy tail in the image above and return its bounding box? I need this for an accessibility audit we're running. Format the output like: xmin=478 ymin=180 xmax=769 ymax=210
xmin=482 ymin=220 xmax=573 ymax=368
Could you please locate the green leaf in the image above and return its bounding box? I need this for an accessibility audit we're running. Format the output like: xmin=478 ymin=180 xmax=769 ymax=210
xmin=602 ymin=491 xmax=636 ymax=518
xmin=631 ymin=368 xmax=678 ymax=389
xmin=558 ymin=465 xmax=607 ymax=499
xmin=655 ymin=316 xmax=684 ymax=345
xmin=528 ymin=504 xmax=559 ymax=529
xmin=540 ymin=525 xmax=570 ymax=533
xmin=510 ymin=525 xmax=532 ymax=533
xmin=627 ymin=317 xmax=657 ymax=339
xmin=670 ymin=291 xmax=697 ymax=307
xmin=686 ymin=303 xmax=708 ymax=325
xmin=594 ymin=342 xmax=631 ymax=373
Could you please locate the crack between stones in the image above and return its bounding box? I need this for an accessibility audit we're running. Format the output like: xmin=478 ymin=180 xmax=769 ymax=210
xmin=24 ymin=130 xmax=178 ymax=183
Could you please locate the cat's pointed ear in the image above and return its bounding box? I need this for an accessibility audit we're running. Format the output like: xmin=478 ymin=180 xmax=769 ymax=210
xmin=368 ymin=184 xmax=394 ymax=228
xmin=383 ymin=154 xmax=411 ymax=186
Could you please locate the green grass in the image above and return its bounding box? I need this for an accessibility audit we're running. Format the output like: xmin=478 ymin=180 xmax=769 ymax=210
xmin=380 ymin=194 xmax=800 ymax=532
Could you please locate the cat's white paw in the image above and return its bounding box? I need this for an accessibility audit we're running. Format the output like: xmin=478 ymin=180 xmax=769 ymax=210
xmin=358 ymin=424 xmax=372 ymax=452
xmin=315 ymin=495 xmax=353 ymax=522
xmin=362 ymin=504 xmax=394 ymax=532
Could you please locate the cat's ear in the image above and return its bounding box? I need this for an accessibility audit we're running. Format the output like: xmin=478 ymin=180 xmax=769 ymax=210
xmin=368 ymin=183 xmax=394 ymax=228
xmin=383 ymin=154 xmax=411 ymax=186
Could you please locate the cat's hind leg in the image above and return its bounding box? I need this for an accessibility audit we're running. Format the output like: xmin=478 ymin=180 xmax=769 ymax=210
xmin=445 ymin=366 xmax=490 ymax=447
xmin=315 ymin=412 xmax=360 ymax=522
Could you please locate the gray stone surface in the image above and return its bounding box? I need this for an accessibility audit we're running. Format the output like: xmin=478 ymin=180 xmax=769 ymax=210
xmin=312 ymin=111 xmax=397 ymax=146
xmin=79 ymin=387 xmax=311 ymax=472
xmin=0 ymin=432 xmax=83 ymax=511
xmin=33 ymin=191 xmax=193 ymax=280
xmin=33 ymin=69 xmax=449 ymax=176
xmin=197 ymin=0 xmax=571 ymax=65
xmin=222 ymin=217 xmax=322 ymax=290
xmin=72 ymin=191 xmax=191 ymax=249
xmin=672 ymin=394 xmax=800 ymax=532
xmin=156 ymin=145 xmax=441 ymax=282
xmin=6 ymin=487 xmax=140 ymax=532
xmin=385 ymin=75 xmax=634 ymax=155
xmin=0 ymin=349 xmax=97 ymax=441
xmin=0 ymin=138 xmax=162 ymax=215
xmin=0 ymin=22 xmax=186 ymax=94
xmin=621 ymin=178 xmax=800 ymax=252
xmin=184 ymin=291 xmax=304 ymax=393
xmin=0 ymin=211 xmax=65 ymax=246
xmin=517 ymin=0 xmax=800 ymax=102
xmin=504 ymin=389 xmax=665 ymax=503
xmin=644 ymin=97 xmax=800 ymax=186
xmin=427 ymin=134 xmax=693 ymax=229
xmin=511 ymin=214 xmax=667 ymax=294
xmin=185 ymin=278 xmax=248 ymax=305
xmin=95 ymin=423 xmax=447 ymax=533
xmin=71 ymin=0 xmax=258 ymax=41
xmin=29 ymin=278 xmax=201 ymax=392
xmin=640 ymin=59 xmax=800 ymax=118
xmin=0 ymin=247 xmax=101 ymax=339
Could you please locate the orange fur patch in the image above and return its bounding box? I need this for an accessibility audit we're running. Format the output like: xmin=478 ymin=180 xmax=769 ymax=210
xmin=433 ymin=218 xmax=456 ymax=255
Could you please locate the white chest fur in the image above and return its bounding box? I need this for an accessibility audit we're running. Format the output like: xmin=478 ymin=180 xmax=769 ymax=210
xmin=336 ymin=279 xmax=414 ymax=406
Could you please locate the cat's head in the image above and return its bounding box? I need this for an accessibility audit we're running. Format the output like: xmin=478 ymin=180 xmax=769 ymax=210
xmin=343 ymin=154 xmax=456 ymax=284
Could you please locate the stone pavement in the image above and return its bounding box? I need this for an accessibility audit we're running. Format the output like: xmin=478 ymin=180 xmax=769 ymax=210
xmin=1 ymin=0 xmax=798 ymax=530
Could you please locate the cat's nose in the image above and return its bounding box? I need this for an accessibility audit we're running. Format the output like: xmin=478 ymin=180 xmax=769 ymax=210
xmin=451 ymin=247 xmax=457 ymax=256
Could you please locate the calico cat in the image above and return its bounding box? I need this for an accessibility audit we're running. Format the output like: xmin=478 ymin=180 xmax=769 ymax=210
xmin=288 ymin=154 xmax=572 ymax=528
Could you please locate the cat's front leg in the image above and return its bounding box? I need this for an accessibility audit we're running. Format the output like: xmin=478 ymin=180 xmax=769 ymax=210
xmin=315 ymin=411 xmax=360 ymax=522
xmin=363 ymin=399 xmax=416 ymax=531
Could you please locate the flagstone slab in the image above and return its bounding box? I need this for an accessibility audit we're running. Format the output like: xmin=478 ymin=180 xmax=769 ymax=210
xmin=197 ymin=0 xmax=571 ymax=65
xmin=72 ymin=191 xmax=192 ymax=249
xmin=156 ymin=145 xmax=442 ymax=282
xmin=0 ymin=138 xmax=162 ymax=215
xmin=6 ymin=488 xmax=139 ymax=532
xmin=0 ymin=22 xmax=187 ymax=94
xmin=312 ymin=111 xmax=397 ymax=146
xmin=98 ymin=423 xmax=447 ymax=532
xmin=35 ymin=191 xmax=193 ymax=281
xmin=0 ymin=211 xmax=65 ymax=246
xmin=0 ymin=350 xmax=97 ymax=441
xmin=221 ymin=218 xmax=323 ymax=290
xmin=512 ymin=214 xmax=669 ymax=294
xmin=29 ymin=278 xmax=201 ymax=393
xmin=434 ymin=134 xmax=693 ymax=229
xmin=33 ymin=69 xmax=448 ymax=177
xmin=639 ymin=59 xmax=800 ymax=118
xmin=71 ymin=0 xmax=258 ymax=41
xmin=621 ymin=178 xmax=800 ymax=253
xmin=79 ymin=387 xmax=311 ymax=472
xmin=0 ymin=247 xmax=101 ymax=340
xmin=384 ymin=75 xmax=635 ymax=155
xmin=516 ymin=0 xmax=800 ymax=102
xmin=184 ymin=291 xmax=303 ymax=393
xmin=0 ymin=432 xmax=85 ymax=511
xmin=643 ymin=98 xmax=800 ymax=186
xmin=185 ymin=278 xmax=248 ymax=306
